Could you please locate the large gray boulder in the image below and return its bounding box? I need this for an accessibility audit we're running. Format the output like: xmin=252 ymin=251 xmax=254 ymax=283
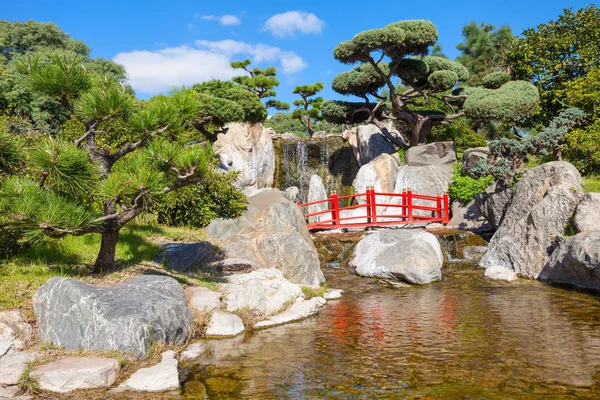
xmin=462 ymin=147 xmax=489 ymax=175
xmin=33 ymin=276 xmax=192 ymax=358
xmin=405 ymin=141 xmax=457 ymax=166
xmin=480 ymin=162 xmax=584 ymax=281
xmin=350 ymin=230 xmax=443 ymax=285
xmin=206 ymin=190 xmax=324 ymax=286
xmin=345 ymin=124 xmax=396 ymax=166
xmin=474 ymin=182 xmax=514 ymax=229
xmin=214 ymin=122 xmax=275 ymax=190
xmin=307 ymin=174 xmax=328 ymax=224
xmin=447 ymin=200 xmax=492 ymax=232
xmin=573 ymin=193 xmax=600 ymax=233
xmin=353 ymin=153 xmax=398 ymax=212
xmin=539 ymin=231 xmax=600 ymax=291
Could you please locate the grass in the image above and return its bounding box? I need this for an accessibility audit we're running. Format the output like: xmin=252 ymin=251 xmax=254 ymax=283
xmin=0 ymin=221 xmax=216 ymax=313
xmin=583 ymin=175 xmax=600 ymax=193
xmin=301 ymin=284 xmax=329 ymax=299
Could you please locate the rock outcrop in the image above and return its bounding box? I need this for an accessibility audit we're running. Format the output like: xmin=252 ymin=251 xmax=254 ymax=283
xmin=573 ymin=193 xmax=600 ymax=233
xmin=0 ymin=311 xmax=33 ymax=357
xmin=350 ymin=230 xmax=444 ymax=284
xmin=447 ymin=200 xmax=492 ymax=231
xmin=307 ymin=174 xmax=328 ymax=224
xmin=353 ymin=154 xmax=398 ymax=213
xmin=345 ymin=124 xmax=396 ymax=166
xmin=539 ymin=231 xmax=600 ymax=291
xmin=405 ymin=141 xmax=457 ymax=166
xmin=214 ymin=122 xmax=275 ymax=190
xmin=462 ymin=147 xmax=489 ymax=175
xmin=157 ymin=242 xmax=215 ymax=272
xmin=30 ymin=357 xmax=119 ymax=393
xmin=480 ymin=162 xmax=584 ymax=280
xmin=221 ymin=269 xmax=304 ymax=316
xmin=34 ymin=276 xmax=192 ymax=358
xmin=206 ymin=190 xmax=324 ymax=286
xmin=118 ymin=351 xmax=179 ymax=392
xmin=474 ymin=183 xmax=514 ymax=229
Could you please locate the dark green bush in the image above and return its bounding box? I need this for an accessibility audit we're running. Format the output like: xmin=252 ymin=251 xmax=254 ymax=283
xmin=564 ymin=120 xmax=600 ymax=175
xmin=429 ymin=118 xmax=487 ymax=149
xmin=156 ymin=171 xmax=248 ymax=228
xmin=448 ymin=166 xmax=494 ymax=202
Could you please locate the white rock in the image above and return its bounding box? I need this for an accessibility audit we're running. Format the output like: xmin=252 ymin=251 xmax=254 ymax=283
xmin=205 ymin=311 xmax=245 ymax=338
xmin=0 ymin=385 xmax=21 ymax=398
xmin=30 ymin=357 xmax=119 ymax=393
xmin=180 ymin=342 xmax=208 ymax=362
xmin=254 ymin=297 xmax=326 ymax=330
xmin=324 ymin=289 xmax=344 ymax=300
xmin=118 ymin=351 xmax=179 ymax=392
xmin=0 ymin=311 xmax=33 ymax=357
xmin=186 ymin=287 xmax=221 ymax=313
xmin=0 ymin=352 xmax=39 ymax=386
xmin=222 ymin=269 xmax=304 ymax=316
xmin=307 ymin=174 xmax=328 ymax=224
xmin=353 ymin=154 xmax=398 ymax=214
xmin=484 ymin=265 xmax=518 ymax=281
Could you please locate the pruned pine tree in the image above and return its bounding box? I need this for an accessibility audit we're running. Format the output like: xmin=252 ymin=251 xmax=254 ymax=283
xmin=321 ymin=20 xmax=540 ymax=147
xmin=291 ymin=82 xmax=324 ymax=137
xmin=0 ymin=53 xmax=214 ymax=272
xmin=231 ymin=59 xmax=290 ymax=111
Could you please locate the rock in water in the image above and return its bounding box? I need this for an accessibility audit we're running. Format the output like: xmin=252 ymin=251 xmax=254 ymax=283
xmin=253 ymin=297 xmax=327 ymax=330
xmin=34 ymin=275 xmax=192 ymax=358
xmin=462 ymin=147 xmax=489 ymax=175
xmin=307 ymin=174 xmax=328 ymax=224
xmin=206 ymin=190 xmax=325 ymax=286
xmin=221 ymin=269 xmax=304 ymax=316
xmin=405 ymin=141 xmax=457 ymax=166
xmin=0 ymin=311 xmax=33 ymax=357
xmin=118 ymin=351 xmax=179 ymax=392
xmin=350 ymin=230 xmax=443 ymax=285
xmin=480 ymin=162 xmax=584 ymax=280
xmin=475 ymin=182 xmax=514 ymax=229
xmin=214 ymin=122 xmax=275 ymax=190
xmin=205 ymin=311 xmax=245 ymax=338
xmin=30 ymin=357 xmax=119 ymax=393
xmin=573 ymin=193 xmax=600 ymax=233
xmin=346 ymin=124 xmax=396 ymax=166
xmin=539 ymin=231 xmax=600 ymax=291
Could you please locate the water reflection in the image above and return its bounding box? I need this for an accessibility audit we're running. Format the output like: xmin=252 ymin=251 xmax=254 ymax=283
xmin=183 ymin=271 xmax=600 ymax=399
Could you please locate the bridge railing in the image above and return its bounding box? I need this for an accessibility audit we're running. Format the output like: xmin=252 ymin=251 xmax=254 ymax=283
xmin=297 ymin=187 xmax=450 ymax=231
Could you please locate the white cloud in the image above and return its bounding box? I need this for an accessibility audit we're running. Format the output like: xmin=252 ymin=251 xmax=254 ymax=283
xmin=114 ymin=40 xmax=306 ymax=95
xmin=198 ymin=14 xmax=241 ymax=26
xmin=196 ymin=39 xmax=307 ymax=74
xmin=113 ymin=46 xmax=237 ymax=95
xmin=263 ymin=11 xmax=324 ymax=37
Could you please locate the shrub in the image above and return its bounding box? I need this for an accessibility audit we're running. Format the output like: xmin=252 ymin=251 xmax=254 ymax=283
xmin=156 ymin=171 xmax=248 ymax=228
xmin=429 ymin=118 xmax=487 ymax=149
xmin=448 ymin=166 xmax=494 ymax=203
xmin=564 ymin=120 xmax=600 ymax=175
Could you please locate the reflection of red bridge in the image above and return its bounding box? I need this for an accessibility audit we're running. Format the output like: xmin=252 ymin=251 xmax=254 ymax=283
xmin=298 ymin=187 xmax=450 ymax=231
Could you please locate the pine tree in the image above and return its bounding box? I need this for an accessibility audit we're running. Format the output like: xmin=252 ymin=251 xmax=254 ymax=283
xmin=291 ymin=82 xmax=324 ymax=137
xmin=231 ymin=59 xmax=290 ymax=111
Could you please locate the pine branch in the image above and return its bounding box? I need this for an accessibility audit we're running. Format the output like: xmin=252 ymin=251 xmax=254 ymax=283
xmin=110 ymin=125 xmax=169 ymax=163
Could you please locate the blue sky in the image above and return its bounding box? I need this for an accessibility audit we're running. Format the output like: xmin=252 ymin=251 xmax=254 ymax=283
xmin=3 ymin=0 xmax=595 ymax=111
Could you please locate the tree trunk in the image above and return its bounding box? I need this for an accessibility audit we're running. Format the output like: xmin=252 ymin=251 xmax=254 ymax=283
xmin=94 ymin=229 xmax=119 ymax=273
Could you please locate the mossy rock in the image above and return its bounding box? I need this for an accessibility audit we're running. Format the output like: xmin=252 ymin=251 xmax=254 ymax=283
xmin=313 ymin=236 xmax=344 ymax=263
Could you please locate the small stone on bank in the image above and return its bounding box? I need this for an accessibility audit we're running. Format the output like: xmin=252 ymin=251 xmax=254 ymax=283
xmin=30 ymin=357 xmax=119 ymax=393
xmin=205 ymin=311 xmax=245 ymax=338
xmin=324 ymin=289 xmax=344 ymax=300
xmin=254 ymin=297 xmax=327 ymax=330
xmin=186 ymin=286 xmax=222 ymax=313
xmin=117 ymin=351 xmax=179 ymax=392
xmin=180 ymin=342 xmax=208 ymax=362
xmin=0 ymin=352 xmax=39 ymax=386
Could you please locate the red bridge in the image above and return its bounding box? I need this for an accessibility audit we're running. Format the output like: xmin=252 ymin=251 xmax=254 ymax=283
xmin=298 ymin=187 xmax=450 ymax=231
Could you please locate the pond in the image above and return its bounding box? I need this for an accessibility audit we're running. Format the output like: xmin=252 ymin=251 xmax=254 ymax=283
xmin=181 ymin=265 xmax=600 ymax=399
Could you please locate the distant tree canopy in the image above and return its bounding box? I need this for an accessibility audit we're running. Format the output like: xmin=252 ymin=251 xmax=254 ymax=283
xmin=456 ymin=22 xmax=513 ymax=86
xmin=291 ymin=82 xmax=324 ymax=137
xmin=231 ymin=59 xmax=290 ymax=111
xmin=0 ymin=20 xmax=127 ymax=130
xmin=321 ymin=20 xmax=539 ymax=146
xmin=508 ymin=5 xmax=600 ymax=126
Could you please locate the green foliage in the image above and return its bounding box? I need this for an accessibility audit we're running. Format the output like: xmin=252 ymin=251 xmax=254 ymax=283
xmin=564 ymin=119 xmax=600 ymax=175
xmin=264 ymin=112 xmax=307 ymax=135
xmin=0 ymin=118 xmax=23 ymax=174
xmin=559 ymin=66 xmax=600 ymax=120
xmin=471 ymin=108 xmax=587 ymax=184
xmin=462 ymin=81 xmax=540 ymax=122
xmin=456 ymin=23 xmax=513 ymax=86
xmin=157 ymin=171 xmax=247 ymax=228
xmin=449 ymin=166 xmax=494 ymax=202
xmin=481 ymin=71 xmax=510 ymax=89
xmin=429 ymin=118 xmax=487 ymax=149
xmin=231 ymin=59 xmax=289 ymax=111
xmin=583 ymin=175 xmax=600 ymax=193
xmin=332 ymin=63 xmax=389 ymax=98
xmin=291 ymin=82 xmax=324 ymax=136
xmin=508 ymin=5 xmax=600 ymax=126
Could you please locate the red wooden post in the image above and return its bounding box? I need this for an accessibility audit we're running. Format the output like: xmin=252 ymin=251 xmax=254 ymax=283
xmin=436 ymin=194 xmax=442 ymax=221
xmin=370 ymin=186 xmax=378 ymax=224
xmin=401 ymin=189 xmax=407 ymax=221
xmin=366 ymin=186 xmax=372 ymax=224
xmin=407 ymin=188 xmax=413 ymax=222
xmin=330 ymin=192 xmax=339 ymax=227
xmin=443 ymin=192 xmax=450 ymax=223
